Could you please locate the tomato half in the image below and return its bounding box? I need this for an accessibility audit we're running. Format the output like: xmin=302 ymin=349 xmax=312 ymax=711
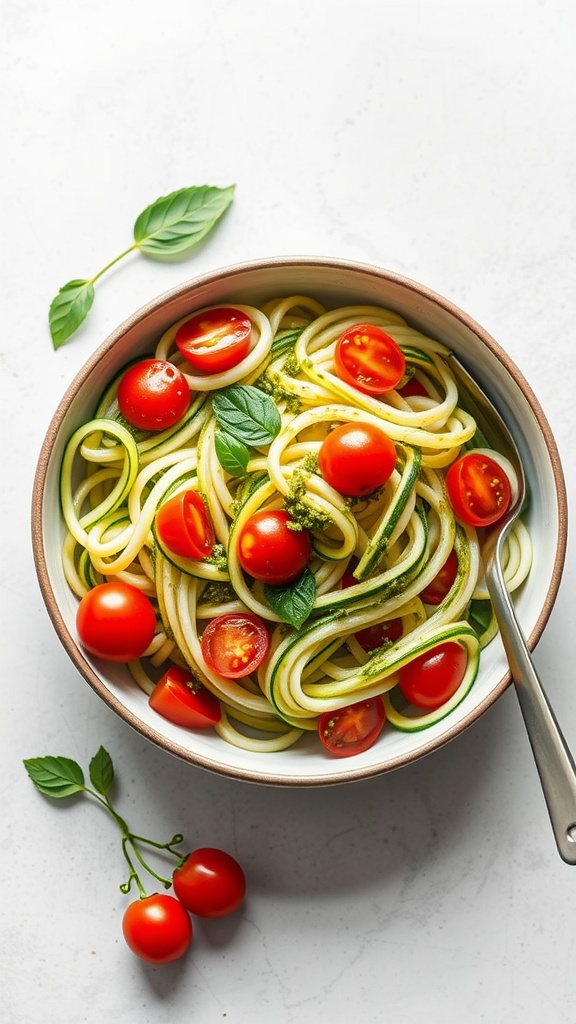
xmin=318 ymin=422 xmax=397 ymax=497
xmin=76 ymin=582 xmax=156 ymax=662
xmin=122 ymin=894 xmax=192 ymax=963
xmin=445 ymin=451 xmax=512 ymax=528
xmin=149 ymin=666 xmax=221 ymax=728
xmin=155 ymin=489 xmax=215 ymax=560
xmin=355 ymin=617 xmax=403 ymax=652
xmin=334 ymin=323 xmax=406 ymax=395
xmin=419 ymin=548 xmax=459 ymax=605
xmin=175 ymin=307 xmax=252 ymax=374
xmin=237 ymin=509 xmax=312 ymax=584
xmin=201 ymin=613 xmax=270 ymax=678
xmin=173 ymin=848 xmax=246 ymax=918
xmin=318 ymin=697 xmax=386 ymax=757
xmin=117 ymin=359 xmax=191 ymax=431
xmin=398 ymin=641 xmax=467 ymax=710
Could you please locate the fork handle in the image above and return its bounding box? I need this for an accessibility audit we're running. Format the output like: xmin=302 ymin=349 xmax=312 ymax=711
xmin=486 ymin=550 xmax=576 ymax=864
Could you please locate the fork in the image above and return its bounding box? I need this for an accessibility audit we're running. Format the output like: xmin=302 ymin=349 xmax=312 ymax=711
xmin=449 ymin=355 xmax=576 ymax=864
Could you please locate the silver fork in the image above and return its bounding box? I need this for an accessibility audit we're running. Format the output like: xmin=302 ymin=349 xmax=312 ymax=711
xmin=449 ymin=355 xmax=576 ymax=864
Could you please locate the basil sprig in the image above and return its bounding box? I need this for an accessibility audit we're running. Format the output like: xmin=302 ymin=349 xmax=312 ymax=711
xmin=264 ymin=568 xmax=316 ymax=630
xmin=212 ymin=385 xmax=281 ymax=448
xmin=49 ymin=184 xmax=235 ymax=349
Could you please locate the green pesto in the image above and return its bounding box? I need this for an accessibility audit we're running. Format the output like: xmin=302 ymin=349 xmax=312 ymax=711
xmin=285 ymin=463 xmax=332 ymax=532
xmin=204 ymin=543 xmax=228 ymax=571
xmin=198 ymin=580 xmax=237 ymax=605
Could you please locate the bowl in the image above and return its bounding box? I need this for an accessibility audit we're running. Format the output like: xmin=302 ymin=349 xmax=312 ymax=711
xmin=31 ymin=257 xmax=568 ymax=786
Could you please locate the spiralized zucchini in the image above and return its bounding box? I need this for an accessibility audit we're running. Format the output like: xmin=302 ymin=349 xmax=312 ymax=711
xmin=60 ymin=297 xmax=533 ymax=753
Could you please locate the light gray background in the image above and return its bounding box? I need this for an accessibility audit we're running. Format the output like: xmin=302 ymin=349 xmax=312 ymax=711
xmin=2 ymin=1 xmax=575 ymax=1022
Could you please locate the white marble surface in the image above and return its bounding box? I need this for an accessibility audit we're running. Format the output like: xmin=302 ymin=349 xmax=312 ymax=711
xmin=2 ymin=1 xmax=576 ymax=1021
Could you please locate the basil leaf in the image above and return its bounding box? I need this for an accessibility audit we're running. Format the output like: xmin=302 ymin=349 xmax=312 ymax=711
xmin=89 ymin=746 xmax=114 ymax=797
xmin=49 ymin=279 xmax=95 ymax=350
xmin=133 ymin=185 xmax=235 ymax=258
xmin=214 ymin=430 xmax=250 ymax=477
xmin=468 ymin=598 xmax=493 ymax=635
xmin=23 ymin=756 xmax=85 ymax=799
xmin=212 ymin=385 xmax=281 ymax=447
xmin=264 ymin=568 xmax=316 ymax=629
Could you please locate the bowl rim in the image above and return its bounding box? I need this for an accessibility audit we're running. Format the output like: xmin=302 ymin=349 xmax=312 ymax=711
xmin=31 ymin=255 xmax=569 ymax=785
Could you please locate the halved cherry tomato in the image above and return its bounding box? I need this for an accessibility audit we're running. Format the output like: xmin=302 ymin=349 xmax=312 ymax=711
xmin=318 ymin=422 xmax=397 ymax=497
xmin=201 ymin=613 xmax=270 ymax=678
xmin=318 ymin=697 xmax=386 ymax=757
xmin=122 ymin=894 xmax=192 ymax=964
xmin=355 ymin=617 xmax=403 ymax=652
xmin=398 ymin=641 xmax=467 ymax=710
xmin=175 ymin=307 xmax=252 ymax=374
xmin=76 ymin=582 xmax=156 ymax=662
xmin=445 ymin=451 xmax=512 ymax=528
xmin=419 ymin=548 xmax=459 ymax=605
xmin=334 ymin=323 xmax=406 ymax=395
xmin=149 ymin=666 xmax=221 ymax=728
xmin=397 ymin=376 xmax=428 ymax=398
xmin=117 ymin=358 xmax=191 ymax=431
xmin=155 ymin=489 xmax=215 ymax=560
xmin=173 ymin=848 xmax=246 ymax=918
xmin=237 ymin=509 xmax=311 ymax=585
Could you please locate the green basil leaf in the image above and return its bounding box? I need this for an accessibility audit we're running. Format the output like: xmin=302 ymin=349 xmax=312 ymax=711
xmin=264 ymin=568 xmax=316 ymax=629
xmin=214 ymin=430 xmax=250 ymax=476
xmin=49 ymin=279 xmax=95 ymax=350
xmin=133 ymin=185 xmax=235 ymax=258
xmin=88 ymin=746 xmax=114 ymax=796
xmin=23 ymin=756 xmax=85 ymax=799
xmin=212 ymin=385 xmax=281 ymax=447
xmin=468 ymin=598 xmax=493 ymax=635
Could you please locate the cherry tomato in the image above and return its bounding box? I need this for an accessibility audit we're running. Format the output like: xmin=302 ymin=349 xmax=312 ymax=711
xmin=175 ymin=307 xmax=252 ymax=374
xmin=397 ymin=376 xmax=428 ymax=398
xmin=355 ymin=617 xmax=403 ymax=652
xmin=318 ymin=696 xmax=386 ymax=757
xmin=318 ymin=422 xmax=397 ymax=497
xmin=237 ymin=509 xmax=312 ymax=585
xmin=117 ymin=359 xmax=191 ymax=431
xmin=173 ymin=848 xmax=246 ymax=918
xmin=445 ymin=451 xmax=512 ymax=528
xmin=149 ymin=666 xmax=221 ymax=728
xmin=122 ymin=894 xmax=192 ymax=964
xmin=419 ymin=548 xmax=459 ymax=605
xmin=334 ymin=323 xmax=406 ymax=395
xmin=398 ymin=641 xmax=467 ymax=710
xmin=76 ymin=582 xmax=156 ymax=662
xmin=201 ymin=613 xmax=269 ymax=678
xmin=155 ymin=489 xmax=215 ymax=560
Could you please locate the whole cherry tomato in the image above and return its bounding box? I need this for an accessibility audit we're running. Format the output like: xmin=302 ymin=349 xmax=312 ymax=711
xmin=76 ymin=582 xmax=156 ymax=662
xmin=155 ymin=489 xmax=215 ymax=560
xmin=398 ymin=641 xmax=467 ymax=710
xmin=117 ymin=359 xmax=191 ymax=431
xmin=122 ymin=893 xmax=192 ymax=963
xmin=149 ymin=666 xmax=222 ymax=728
xmin=237 ymin=509 xmax=311 ymax=585
xmin=355 ymin=617 xmax=403 ymax=652
xmin=445 ymin=451 xmax=512 ymax=528
xmin=318 ymin=696 xmax=386 ymax=757
xmin=334 ymin=323 xmax=406 ymax=395
xmin=173 ymin=848 xmax=246 ymax=918
xmin=175 ymin=307 xmax=252 ymax=374
xmin=318 ymin=422 xmax=397 ymax=497
xmin=201 ymin=613 xmax=270 ymax=678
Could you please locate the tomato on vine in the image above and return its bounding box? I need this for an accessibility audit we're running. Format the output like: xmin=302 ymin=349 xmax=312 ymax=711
xmin=122 ymin=894 xmax=193 ymax=964
xmin=173 ymin=848 xmax=246 ymax=918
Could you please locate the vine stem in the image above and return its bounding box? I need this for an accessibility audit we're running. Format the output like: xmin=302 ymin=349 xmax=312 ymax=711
xmin=89 ymin=243 xmax=139 ymax=285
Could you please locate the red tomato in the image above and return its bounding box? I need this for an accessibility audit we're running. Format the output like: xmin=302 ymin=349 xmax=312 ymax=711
xmin=355 ymin=617 xmax=403 ymax=652
xmin=175 ymin=307 xmax=252 ymax=374
xmin=398 ymin=641 xmax=467 ymax=710
xmin=155 ymin=489 xmax=215 ymax=560
xmin=173 ymin=848 xmax=246 ymax=918
xmin=318 ymin=422 xmax=396 ymax=497
xmin=201 ymin=613 xmax=269 ymax=678
xmin=122 ymin=894 xmax=192 ymax=963
xmin=334 ymin=323 xmax=406 ymax=395
xmin=76 ymin=582 xmax=156 ymax=662
xmin=318 ymin=697 xmax=386 ymax=757
xmin=117 ymin=359 xmax=191 ymax=431
xmin=237 ymin=509 xmax=312 ymax=585
xmin=149 ymin=666 xmax=221 ymax=728
xmin=445 ymin=451 xmax=512 ymax=528
xmin=397 ymin=377 xmax=428 ymax=398
xmin=419 ymin=548 xmax=459 ymax=605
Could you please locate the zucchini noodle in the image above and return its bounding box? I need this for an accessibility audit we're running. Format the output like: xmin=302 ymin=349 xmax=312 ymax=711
xmin=60 ymin=297 xmax=533 ymax=754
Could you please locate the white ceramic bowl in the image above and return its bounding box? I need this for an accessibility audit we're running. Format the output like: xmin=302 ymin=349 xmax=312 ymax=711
xmin=31 ymin=257 xmax=567 ymax=785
